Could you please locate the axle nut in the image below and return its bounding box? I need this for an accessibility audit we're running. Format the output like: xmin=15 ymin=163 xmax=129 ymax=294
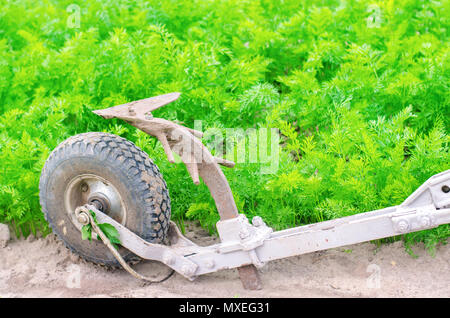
xmin=77 ymin=213 xmax=89 ymax=225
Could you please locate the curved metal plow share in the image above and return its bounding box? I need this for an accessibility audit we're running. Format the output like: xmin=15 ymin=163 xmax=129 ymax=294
xmin=93 ymin=92 xmax=262 ymax=289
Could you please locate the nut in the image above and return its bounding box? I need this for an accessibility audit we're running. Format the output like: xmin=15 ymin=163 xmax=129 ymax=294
xmin=81 ymin=183 xmax=89 ymax=192
xmin=181 ymin=264 xmax=197 ymax=276
xmin=252 ymin=216 xmax=264 ymax=227
xmin=421 ymin=217 xmax=431 ymax=228
xmin=397 ymin=220 xmax=409 ymax=233
xmin=239 ymin=229 xmax=250 ymax=240
xmin=77 ymin=213 xmax=89 ymax=225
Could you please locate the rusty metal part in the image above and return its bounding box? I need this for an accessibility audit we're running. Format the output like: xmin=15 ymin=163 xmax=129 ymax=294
xmin=238 ymin=265 xmax=262 ymax=290
xmin=93 ymin=93 xmax=239 ymax=220
xmin=93 ymin=92 xmax=181 ymax=119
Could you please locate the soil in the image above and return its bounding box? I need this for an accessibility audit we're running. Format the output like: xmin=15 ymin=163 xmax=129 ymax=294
xmin=0 ymin=221 xmax=448 ymax=298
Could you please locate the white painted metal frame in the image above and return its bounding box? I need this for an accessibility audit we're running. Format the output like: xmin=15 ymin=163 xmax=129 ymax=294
xmin=82 ymin=169 xmax=450 ymax=281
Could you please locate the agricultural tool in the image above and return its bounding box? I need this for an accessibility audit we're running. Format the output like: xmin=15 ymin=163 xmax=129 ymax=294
xmin=39 ymin=93 xmax=450 ymax=290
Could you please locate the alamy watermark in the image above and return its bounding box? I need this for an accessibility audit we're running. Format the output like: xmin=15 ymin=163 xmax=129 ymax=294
xmin=367 ymin=4 xmax=382 ymax=28
xmin=169 ymin=120 xmax=280 ymax=174
xmin=366 ymin=264 xmax=381 ymax=289
xmin=66 ymin=264 xmax=81 ymax=288
xmin=67 ymin=4 xmax=81 ymax=29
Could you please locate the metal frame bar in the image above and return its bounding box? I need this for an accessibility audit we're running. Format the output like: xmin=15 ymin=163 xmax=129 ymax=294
xmin=78 ymin=171 xmax=450 ymax=282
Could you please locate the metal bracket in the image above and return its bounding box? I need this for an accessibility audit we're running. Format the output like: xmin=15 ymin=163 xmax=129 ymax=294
xmin=216 ymin=214 xmax=273 ymax=252
xmin=392 ymin=205 xmax=437 ymax=234
xmin=216 ymin=214 xmax=273 ymax=268
xmin=401 ymin=169 xmax=450 ymax=209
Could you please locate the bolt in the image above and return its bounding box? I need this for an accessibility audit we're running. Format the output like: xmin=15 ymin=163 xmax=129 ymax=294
xmin=252 ymin=216 xmax=264 ymax=227
xmin=81 ymin=183 xmax=89 ymax=192
xmin=397 ymin=220 xmax=409 ymax=232
xmin=128 ymin=107 xmax=136 ymax=115
xmin=77 ymin=213 xmax=89 ymax=225
xmin=421 ymin=217 xmax=431 ymax=228
xmin=181 ymin=264 xmax=196 ymax=276
xmin=239 ymin=229 xmax=250 ymax=240
xmin=442 ymin=185 xmax=450 ymax=193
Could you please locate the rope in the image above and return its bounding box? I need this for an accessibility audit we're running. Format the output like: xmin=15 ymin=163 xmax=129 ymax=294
xmin=87 ymin=212 xmax=175 ymax=284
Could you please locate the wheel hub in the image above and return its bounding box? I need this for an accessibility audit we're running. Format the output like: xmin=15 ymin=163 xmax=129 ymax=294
xmin=64 ymin=174 xmax=127 ymax=231
xmin=87 ymin=193 xmax=111 ymax=213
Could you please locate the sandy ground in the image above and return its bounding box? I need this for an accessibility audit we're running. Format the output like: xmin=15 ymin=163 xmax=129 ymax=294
xmin=0 ymin=221 xmax=449 ymax=298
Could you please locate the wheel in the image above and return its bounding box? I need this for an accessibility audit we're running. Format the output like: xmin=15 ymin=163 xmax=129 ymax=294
xmin=39 ymin=132 xmax=171 ymax=266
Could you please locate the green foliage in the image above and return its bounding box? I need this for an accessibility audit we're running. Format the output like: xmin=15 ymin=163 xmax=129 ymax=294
xmin=0 ymin=0 xmax=448 ymax=252
xmin=81 ymin=210 xmax=121 ymax=250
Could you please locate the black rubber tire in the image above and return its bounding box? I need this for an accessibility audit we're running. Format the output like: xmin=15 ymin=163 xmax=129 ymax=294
xmin=39 ymin=132 xmax=171 ymax=267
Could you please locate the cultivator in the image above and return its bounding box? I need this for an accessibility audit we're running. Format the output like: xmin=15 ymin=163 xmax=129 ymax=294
xmin=39 ymin=93 xmax=450 ymax=290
